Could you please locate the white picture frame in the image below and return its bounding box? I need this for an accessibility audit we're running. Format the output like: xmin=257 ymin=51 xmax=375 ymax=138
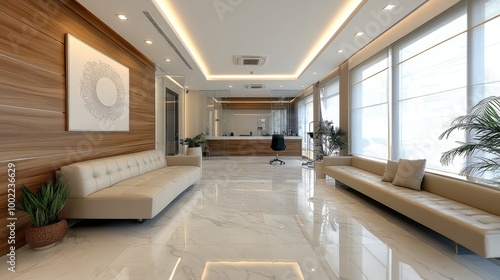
xmin=66 ymin=33 xmax=129 ymax=132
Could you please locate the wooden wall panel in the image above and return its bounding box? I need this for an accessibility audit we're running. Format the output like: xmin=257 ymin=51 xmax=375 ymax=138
xmin=0 ymin=35 xmax=154 ymax=114
xmin=0 ymin=100 xmax=155 ymax=162
xmin=0 ymin=0 xmax=155 ymax=78
xmin=0 ymin=10 xmax=65 ymax=74
xmin=0 ymin=0 xmax=73 ymax=43
xmin=220 ymin=98 xmax=293 ymax=110
xmin=130 ymin=68 xmax=156 ymax=100
xmin=0 ymin=0 xmax=152 ymax=66
xmin=0 ymin=0 xmax=156 ymax=255
xmin=0 ymin=56 xmax=65 ymax=112
xmin=0 ymin=72 xmax=155 ymax=161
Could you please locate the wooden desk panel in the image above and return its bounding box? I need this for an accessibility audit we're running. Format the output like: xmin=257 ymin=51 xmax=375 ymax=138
xmin=206 ymin=139 xmax=301 ymax=156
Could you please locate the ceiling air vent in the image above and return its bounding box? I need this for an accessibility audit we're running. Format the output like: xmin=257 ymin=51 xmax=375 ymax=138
xmin=244 ymin=84 xmax=266 ymax=89
xmin=233 ymin=55 xmax=267 ymax=66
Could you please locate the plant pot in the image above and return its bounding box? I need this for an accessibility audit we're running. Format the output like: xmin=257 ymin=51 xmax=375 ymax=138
xmin=315 ymin=161 xmax=326 ymax=179
xmin=186 ymin=147 xmax=202 ymax=156
xmin=25 ymin=219 xmax=68 ymax=250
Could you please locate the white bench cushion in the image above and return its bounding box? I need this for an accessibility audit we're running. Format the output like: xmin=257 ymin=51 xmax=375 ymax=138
xmin=58 ymin=150 xmax=202 ymax=220
xmin=324 ymin=164 xmax=500 ymax=258
xmin=60 ymin=150 xmax=167 ymax=198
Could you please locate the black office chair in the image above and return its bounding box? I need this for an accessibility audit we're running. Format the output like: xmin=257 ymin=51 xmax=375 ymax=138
xmin=270 ymin=134 xmax=286 ymax=165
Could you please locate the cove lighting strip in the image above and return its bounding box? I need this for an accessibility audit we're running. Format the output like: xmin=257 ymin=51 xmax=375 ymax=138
xmin=152 ymin=0 xmax=365 ymax=81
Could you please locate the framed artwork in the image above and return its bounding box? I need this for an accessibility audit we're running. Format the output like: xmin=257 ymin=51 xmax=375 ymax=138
xmin=66 ymin=33 xmax=129 ymax=131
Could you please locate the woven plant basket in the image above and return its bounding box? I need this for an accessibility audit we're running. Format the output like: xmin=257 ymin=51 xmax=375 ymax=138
xmin=25 ymin=219 xmax=68 ymax=250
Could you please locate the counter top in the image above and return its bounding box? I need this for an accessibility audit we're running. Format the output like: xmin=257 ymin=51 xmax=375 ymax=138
xmin=206 ymin=136 xmax=302 ymax=140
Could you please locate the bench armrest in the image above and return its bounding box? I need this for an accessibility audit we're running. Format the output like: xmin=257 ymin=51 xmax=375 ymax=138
xmin=323 ymin=156 xmax=353 ymax=166
xmin=166 ymin=155 xmax=202 ymax=167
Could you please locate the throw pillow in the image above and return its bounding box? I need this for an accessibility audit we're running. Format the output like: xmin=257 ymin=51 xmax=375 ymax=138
xmin=381 ymin=160 xmax=399 ymax=182
xmin=392 ymin=159 xmax=426 ymax=190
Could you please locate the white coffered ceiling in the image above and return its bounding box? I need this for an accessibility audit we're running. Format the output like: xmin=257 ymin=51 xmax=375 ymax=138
xmin=76 ymin=0 xmax=426 ymax=97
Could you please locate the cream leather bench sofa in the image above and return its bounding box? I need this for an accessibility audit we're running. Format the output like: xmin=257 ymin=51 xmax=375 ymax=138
xmin=58 ymin=150 xmax=201 ymax=221
xmin=323 ymin=156 xmax=500 ymax=258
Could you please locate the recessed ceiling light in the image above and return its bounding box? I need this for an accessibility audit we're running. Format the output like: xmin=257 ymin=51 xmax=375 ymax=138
xmin=229 ymin=85 xmax=232 ymax=88
xmin=354 ymin=31 xmax=364 ymax=36
xmin=383 ymin=4 xmax=396 ymax=10
xmin=165 ymin=58 xmax=171 ymax=62
xmin=116 ymin=14 xmax=127 ymax=20
xmin=145 ymin=40 xmax=153 ymax=44
xmin=313 ymin=72 xmax=317 ymax=75
xmin=337 ymin=49 xmax=345 ymax=53
xmin=280 ymin=85 xmax=283 ymax=88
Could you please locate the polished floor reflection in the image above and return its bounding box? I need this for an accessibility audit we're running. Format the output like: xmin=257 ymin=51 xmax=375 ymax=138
xmin=1 ymin=157 xmax=499 ymax=279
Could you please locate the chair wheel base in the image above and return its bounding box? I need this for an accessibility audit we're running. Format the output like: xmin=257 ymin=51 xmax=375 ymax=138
xmin=270 ymin=158 xmax=285 ymax=165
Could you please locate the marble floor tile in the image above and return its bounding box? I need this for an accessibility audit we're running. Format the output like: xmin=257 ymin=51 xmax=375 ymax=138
xmin=1 ymin=156 xmax=499 ymax=280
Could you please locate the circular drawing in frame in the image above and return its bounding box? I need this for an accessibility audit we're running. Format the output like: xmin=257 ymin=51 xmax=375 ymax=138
xmin=79 ymin=61 xmax=126 ymax=122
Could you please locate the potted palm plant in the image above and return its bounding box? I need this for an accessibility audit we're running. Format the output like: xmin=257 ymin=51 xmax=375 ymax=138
xmin=315 ymin=120 xmax=348 ymax=159
xmin=314 ymin=120 xmax=348 ymax=178
xmin=16 ymin=175 xmax=71 ymax=250
xmin=439 ymin=96 xmax=499 ymax=185
xmin=179 ymin=133 xmax=206 ymax=156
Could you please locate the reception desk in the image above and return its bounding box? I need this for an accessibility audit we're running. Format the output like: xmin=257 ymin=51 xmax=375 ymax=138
xmin=205 ymin=136 xmax=302 ymax=156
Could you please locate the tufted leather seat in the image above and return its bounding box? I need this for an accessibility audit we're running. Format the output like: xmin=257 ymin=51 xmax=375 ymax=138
xmin=58 ymin=150 xmax=202 ymax=220
xmin=323 ymin=156 xmax=500 ymax=258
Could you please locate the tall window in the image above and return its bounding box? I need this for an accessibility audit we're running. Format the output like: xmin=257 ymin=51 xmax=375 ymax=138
xmin=320 ymin=77 xmax=340 ymax=126
xmin=467 ymin=0 xmax=500 ymax=179
xmin=350 ymin=51 xmax=389 ymax=159
xmin=349 ymin=0 xmax=500 ymax=181
xmin=392 ymin=4 xmax=467 ymax=172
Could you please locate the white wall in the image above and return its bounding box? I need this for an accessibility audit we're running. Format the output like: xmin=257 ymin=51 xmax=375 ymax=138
xmin=184 ymin=90 xmax=205 ymax=137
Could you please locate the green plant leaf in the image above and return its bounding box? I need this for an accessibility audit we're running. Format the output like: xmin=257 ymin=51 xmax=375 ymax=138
xmin=179 ymin=133 xmax=206 ymax=147
xmin=315 ymin=120 xmax=348 ymax=159
xmin=439 ymin=96 xmax=500 ymax=183
xmin=16 ymin=175 xmax=71 ymax=227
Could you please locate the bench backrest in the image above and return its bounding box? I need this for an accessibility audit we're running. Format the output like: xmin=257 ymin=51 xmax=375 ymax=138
xmin=59 ymin=150 xmax=166 ymax=198
xmin=351 ymin=156 xmax=500 ymax=216
xmin=352 ymin=156 xmax=386 ymax=176
xmin=422 ymin=173 xmax=500 ymax=216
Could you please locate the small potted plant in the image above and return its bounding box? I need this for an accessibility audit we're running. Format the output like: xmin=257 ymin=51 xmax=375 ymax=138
xmin=314 ymin=120 xmax=348 ymax=178
xmin=16 ymin=175 xmax=71 ymax=250
xmin=179 ymin=133 xmax=206 ymax=156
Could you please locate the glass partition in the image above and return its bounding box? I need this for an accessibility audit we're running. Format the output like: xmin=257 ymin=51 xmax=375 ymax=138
xmin=201 ymin=90 xmax=230 ymax=137
xmin=200 ymin=90 xmax=300 ymax=137
xmin=271 ymin=90 xmax=299 ymax=136
xmin=198 ymin=89 xmax=301 ymax=156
